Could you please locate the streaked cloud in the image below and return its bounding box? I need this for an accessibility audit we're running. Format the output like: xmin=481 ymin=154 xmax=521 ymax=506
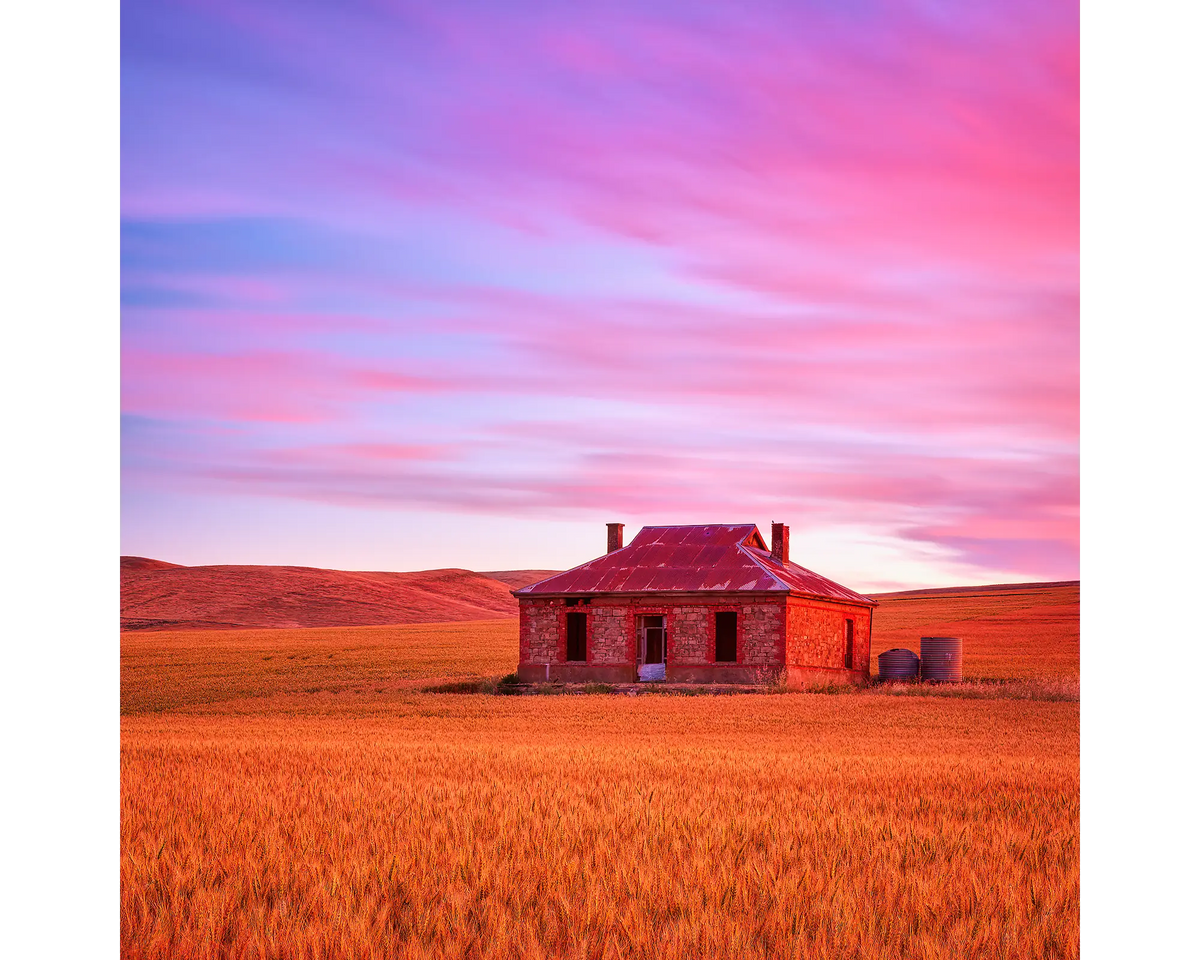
xmin=121 ymin=0 xmax=1078 ymax=586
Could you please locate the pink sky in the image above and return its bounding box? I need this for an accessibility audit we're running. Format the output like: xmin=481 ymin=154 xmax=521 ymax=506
xmin=121 ymin=0 xmax=1078 ymax=589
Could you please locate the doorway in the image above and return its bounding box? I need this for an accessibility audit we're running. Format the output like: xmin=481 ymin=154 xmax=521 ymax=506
xmin=637 ymin=615 xmax=666 ymax=681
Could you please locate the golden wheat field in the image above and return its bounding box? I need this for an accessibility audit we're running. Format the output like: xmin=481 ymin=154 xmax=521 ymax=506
xmin=122 ymin=586 xmax=1079 ymax=959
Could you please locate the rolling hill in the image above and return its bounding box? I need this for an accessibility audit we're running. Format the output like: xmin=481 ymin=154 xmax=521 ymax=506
xmin=120 ymin=557 xmax=535 ymax=631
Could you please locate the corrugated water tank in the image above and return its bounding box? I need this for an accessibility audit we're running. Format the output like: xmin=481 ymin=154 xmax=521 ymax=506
xmin=878 ymin=648 xmax=920 ymax=681
xmin=919 ymin=637 xmax=963 ymax=682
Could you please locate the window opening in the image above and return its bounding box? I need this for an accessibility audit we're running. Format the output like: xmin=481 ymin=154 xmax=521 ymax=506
xmin=567 ymin=612 xmax=587 ymax=662
xmin=715 ymin=611 xmax=738 ymax=663
xmin=844 ymin=619 xmax=854 ymax=669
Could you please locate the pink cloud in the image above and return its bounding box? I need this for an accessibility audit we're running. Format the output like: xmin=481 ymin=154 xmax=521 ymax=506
xmin=121 ymin=349 xmax=449 ymax=423
xmin=416 ymin=3 xmax=1077 ymax=279
xmin=122 ymin=0 xmax=1077 ymax=582
xmin=259 ymin=443 xmax=458 ymax=464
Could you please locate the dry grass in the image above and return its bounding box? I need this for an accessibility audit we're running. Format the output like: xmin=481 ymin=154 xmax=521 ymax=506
xmin=122 ymin=584 xmax=1080 ymax=959
xmin=123 ymin=696 xmax=1078 ymax=959
xmin=871 ymin=583 xmax=1079 ymax=680
xmin=121 ymin=620 xmax=516 ymax=714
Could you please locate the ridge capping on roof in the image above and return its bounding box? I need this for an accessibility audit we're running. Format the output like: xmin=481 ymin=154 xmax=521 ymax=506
xmin=513 ymin=523 xmax=875 ymax=606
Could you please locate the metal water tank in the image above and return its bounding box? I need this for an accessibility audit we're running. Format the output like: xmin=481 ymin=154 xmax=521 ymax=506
xmin=920 ymin=637 xmax=963 ymax=682
xmin=877 ymin=648 xmax=920 ymax=680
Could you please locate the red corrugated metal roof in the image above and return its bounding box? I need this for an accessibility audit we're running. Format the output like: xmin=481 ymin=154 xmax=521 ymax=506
xmin=739 ymin=544 xmax=876 ymax=605
xmin=515 ymin=524 xmax=876 ymax=606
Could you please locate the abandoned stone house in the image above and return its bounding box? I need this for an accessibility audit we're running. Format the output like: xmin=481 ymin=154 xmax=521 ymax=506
xmin=514 ymin=522 xmax=876 ymax=686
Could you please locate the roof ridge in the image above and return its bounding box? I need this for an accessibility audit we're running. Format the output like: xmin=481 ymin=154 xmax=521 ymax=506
xmin=737 ymin=541 xmax=791 ymax=590
xmin=637 ymin=522 xmax=758 ymax=530
xmin=742 ymin=543 xmax=876 ymax=605
xmin=514 ymin=523 xmax=874 ymax=601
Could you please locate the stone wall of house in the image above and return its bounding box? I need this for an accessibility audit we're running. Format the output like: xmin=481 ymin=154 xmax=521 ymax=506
xmin=588 ymin=605 xmax=629 ymax=664
xmin=669 ymin=605 xmax=711 ymax=664
xmin=518 ymin=598 xmax=561 ymax=664
xmin=740 ymin=602 xmax=786 ymax=664
xmin=516 ymin=598 xmax=630 ymax=664
xmin=785 ymin=599 xmax=872 ymax=674
xmin=521 ymin=595 xmax=873 ymax=676
xmin=519 ymin=596 xmax=793 ymax=667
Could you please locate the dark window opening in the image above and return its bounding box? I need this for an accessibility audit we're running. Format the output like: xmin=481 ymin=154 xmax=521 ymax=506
xmin=715 ymin=611 xmax=738 ymax=663
xmin=564 ymin=598 xmax=578 ymax=607
xmin=566 ymin=612 xmax=588 ymax=662
xmin=563 ymin=598 xmax=591 ymax=607
xmin=844 ymin=619 xmax=854 ymax=669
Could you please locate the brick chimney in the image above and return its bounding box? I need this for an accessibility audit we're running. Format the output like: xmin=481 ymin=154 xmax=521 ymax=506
xmin=606 ymin=522 xmax=625 ymax=554
xmin=770 ymin=522 xmax=789 ymax=564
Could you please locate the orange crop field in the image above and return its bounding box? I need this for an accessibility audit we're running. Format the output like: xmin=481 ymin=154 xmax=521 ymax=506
xmin=869 ymin=582 xmax=1080 ymax=681
xmin=121 ymin=583 xmax=1079 ymax=959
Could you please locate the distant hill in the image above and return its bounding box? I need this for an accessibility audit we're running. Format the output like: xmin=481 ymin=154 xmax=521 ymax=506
xmin=869 ymin=580 xmax=1079 ymax=601
xmin=121 ymin=556 xmax=185 ymax=572
xmin=120 ymin=557 xmax=523 ymax=631
xmin=478 ymin=570 xmax=562 ymax=590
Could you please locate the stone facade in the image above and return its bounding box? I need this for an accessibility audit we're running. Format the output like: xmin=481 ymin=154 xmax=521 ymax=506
xmin=588 ymin=605 xmax=628 ymax=664
xmin=784 ymin=597 xmax=872 ymax=679
xmin=669 ymin=605 xmax=710 ymax=664
xmin=517 ymin=593 xmax=871 ymax=685
xmin=518 ymin=598 xmax=561 ymax=665
xmin=740 ymin=603 xmax=785 ymax=665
